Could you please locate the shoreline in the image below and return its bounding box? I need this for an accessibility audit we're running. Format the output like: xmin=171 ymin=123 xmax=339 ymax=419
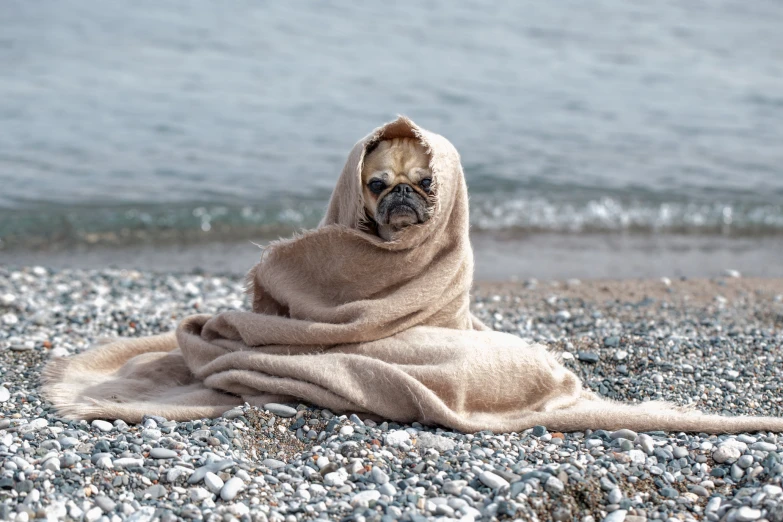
xmin=1 ymin=232 xmax=782 ymax=281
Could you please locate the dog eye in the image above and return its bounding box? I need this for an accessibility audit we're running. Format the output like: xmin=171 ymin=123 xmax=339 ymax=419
xmin=419 ymin=178 xmax=432 ymax=192
xmin=368 ymin=180 xmax=386 ymax=194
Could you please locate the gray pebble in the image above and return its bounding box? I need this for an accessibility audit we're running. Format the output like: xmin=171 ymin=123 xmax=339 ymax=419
xmin=610 ymin=429 xmax=637 ymax=440
xmin=149 ymin=448 xmax=177 ymax=459
xmin=94 ymin=496 xmax=116 ymax=513
xmin=263 ymin=403 xmax=297 ymax=418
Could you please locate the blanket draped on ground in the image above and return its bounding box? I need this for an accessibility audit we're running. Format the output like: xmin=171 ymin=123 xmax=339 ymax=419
xmin=42 ymin=117 xmax=783 ymax=433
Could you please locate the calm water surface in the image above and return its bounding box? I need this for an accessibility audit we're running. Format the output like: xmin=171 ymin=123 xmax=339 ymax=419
xmin=1 ymin=0 xmax=782 ymax=250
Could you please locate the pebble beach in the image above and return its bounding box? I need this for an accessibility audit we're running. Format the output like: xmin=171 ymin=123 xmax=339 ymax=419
xmin=1 ymin=266 xmax=782 ymax=522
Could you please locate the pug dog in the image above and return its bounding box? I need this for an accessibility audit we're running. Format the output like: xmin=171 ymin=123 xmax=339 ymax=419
xmin=361 ymin=137 xmax=433 ymax=240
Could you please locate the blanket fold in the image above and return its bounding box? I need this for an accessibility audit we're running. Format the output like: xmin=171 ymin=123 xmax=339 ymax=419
xmin=42 ymin=116 xmax=783 ymax=433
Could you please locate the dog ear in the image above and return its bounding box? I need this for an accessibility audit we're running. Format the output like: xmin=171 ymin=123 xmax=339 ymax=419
xmin=365 ymin=139 xmax=381 ymax=157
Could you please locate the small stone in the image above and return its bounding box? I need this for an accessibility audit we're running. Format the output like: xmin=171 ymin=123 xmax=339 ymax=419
xmin=602 ymin=510 xmax=627 ymax=522
xmin=610 ymin=429 xmax=637 ymax=440
xmin=340 ymin=425 xmax=354 ymax=436
xmin=263 ymin=403 xmax=297 ymax=417
xmin=604 ymin=336 xmax=620 ymax=347
xmin=95 ymin=496 xmax=116 ymax=513
xmin=379 ymin=483 xmax=396 ymax=496
xmin=49 ymin=347 xmax=69 ymax=358
xmin=84 ymin=507 xmax=103 ymax=522
xmin=737 ymin=455 xmax=754 ymax=469
xmin=750 ymin=441 xmax=776 ymax=452
xmin=113 ymin=457 xmax=143 ymax=468
xmin=577 ymin=351 xmax=599 ymax=363
xmin=608 ymin=488 xmax=622 ymax=504
xmin=712 ymin=445 xmax=741 ymax=464
xmin=443 ymin=480 xmax=467 ymax=495
xmin=324 ymin=471 xmax=345 ymax=487
xmin=204 ymin=472 xmax=224 ymax=494
xmin=149 ymin=448 xmax=177 ymax=459
xmin=91 ymin=420 xmax=113 ymax=432
xmin=141 ymin=428 xmax=161 ymax=440
xmin=143 ymin=485 xmax=166 ymax=499
xmin=723 ymin=269 xmax=741 ymax=278
xmin=763 ymin=484 xmax=782 ymax=497
xmin=689 ymin=485 xmax=709 ymax=497
xmin=263 ymin=458 xmax=286 ymax=470
xmin=532 ymin=425 xmax=547 ymax=437
xmin=705 ymin=496 xmax=722 ymax=515
xmin=384 ymin=430 xmax=411 ymax=446
xmin=371 ymin=467 xmax=389 ymax=485
xmin=545 ymin=476 xmax=564 ymax=494
xmin=21 ymin=418 xmax=48 ymax=432
xmin=628 ymin=450 xmax=646 ymax=464
xmin=351 ymin=490 xmax=381 ymax=507
xmin=660 ymin=487 xmax=678 ymax=498
xmin=733 ymin=506 xmax=761 ymax=521
xmin=673 ymin=447 xmax=689 ymax=459
xmin=637 ymin=433 xmax=654 ymax=455
xmin=222 ymin=408 xmax=243 ymax=419
xmin=43 ymin=457 xmax=60 ymax=471
xmin=228 ymin=503 xmax=250 ymax=517
xmin=15 ymin=480 xmax=33 ymax=493
xmin=220 ymin=477 xmax=245 ymax=501
xmin=416 ymin=431 xmax=456 ymax=451
xmin=479 ymin=471 xmax=509 ymax=490
xmin=190 ymin=487 xmax=211 ymax=502
xmin=0 ymin=386 xmax=9 ymax=403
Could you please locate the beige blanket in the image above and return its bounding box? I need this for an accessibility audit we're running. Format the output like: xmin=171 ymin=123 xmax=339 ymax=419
xmin=43 ymin=117 xmax=783 ymax=433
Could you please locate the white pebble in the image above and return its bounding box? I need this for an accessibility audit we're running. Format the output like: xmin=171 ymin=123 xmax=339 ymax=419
xmin=84 ymin=507 xmax=103 ymax=522
xmin=733 ymin=506 xmax=761 ymax=521
xmin=384 ymin=430 xmax=411 ymax=446
xmin=48 ymin=347 xmax=70 ymax=358
xmin=204 ymin=472 xmax=224 ymax=494
xmin=189 ymin=487 xmax=212 ymax=502
xmin=91 ymin=420 xmax=113 ymax=432
xmin=602 ymin=510 xmax=627 ymax=522
xmin=351 ymin=490 xmax=381 ymax=507
xmin=220 ymin=477 xmax=245 ymax=501
xmin=228 ymin=503 xmax=249 ymax=517
xmin=479 ymin=471 xmax=509 ymax=490
xmin=113 ymin=458 xmax=143 ymax=468
xmin=712 ymin=445 xmax=741 ymax=464
xmin=0 ymin=386 xmax=9 ymax=402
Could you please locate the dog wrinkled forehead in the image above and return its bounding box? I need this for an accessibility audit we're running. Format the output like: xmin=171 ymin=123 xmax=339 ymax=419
xmin=320 ymin=116 xmax=463 ymax=232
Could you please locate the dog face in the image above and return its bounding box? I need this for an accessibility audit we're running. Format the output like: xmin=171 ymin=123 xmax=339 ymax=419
xmin=361 ymin=137 xmax=433 ymax=239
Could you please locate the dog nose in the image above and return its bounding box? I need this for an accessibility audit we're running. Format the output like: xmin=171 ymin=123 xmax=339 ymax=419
xmin=392 ymin=184 xmax=412 ymax=195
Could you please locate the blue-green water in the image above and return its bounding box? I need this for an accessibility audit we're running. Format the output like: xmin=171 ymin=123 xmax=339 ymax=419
xmin=2 ymin=0 xmax=783 ymax=250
